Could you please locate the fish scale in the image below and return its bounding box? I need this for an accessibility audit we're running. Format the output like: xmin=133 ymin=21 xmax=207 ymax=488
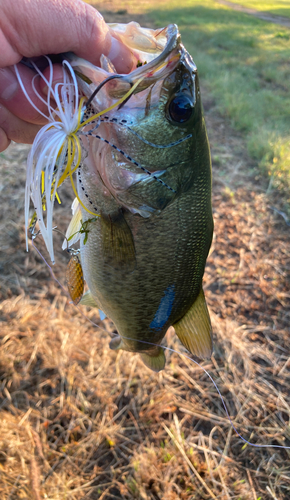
xmin=68 ymin=23 xmax=213 ymax=371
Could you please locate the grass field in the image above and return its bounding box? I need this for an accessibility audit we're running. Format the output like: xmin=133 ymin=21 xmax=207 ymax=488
xmin=142 ymin=0 xmax=290 ymax=203
xmin=1 ymin=1 xmax=290 ymax=499
xmin=97 ymin=0 xmax=290 ymax=203
xmin=228 ymin=0 xmax=290 ymax=18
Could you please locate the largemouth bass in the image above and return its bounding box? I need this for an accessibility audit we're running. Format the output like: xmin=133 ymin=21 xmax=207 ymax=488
xmin=25 ymin=22 xmax=213 ymax=372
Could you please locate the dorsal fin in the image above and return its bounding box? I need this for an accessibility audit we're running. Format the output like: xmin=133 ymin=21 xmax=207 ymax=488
xmin=173 ymin=288 xmax=212 ymax=359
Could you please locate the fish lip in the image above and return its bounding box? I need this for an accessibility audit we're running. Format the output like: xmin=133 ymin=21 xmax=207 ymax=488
xmin=104 ymin=26 xmax=183 ymax=102
xmin=126 ymin=24 xmax=180 ymax=82
xmin=109 ymin=26 xmax=198 ymax=102
xmin=71 ymin=24 xmax=183 ymax=102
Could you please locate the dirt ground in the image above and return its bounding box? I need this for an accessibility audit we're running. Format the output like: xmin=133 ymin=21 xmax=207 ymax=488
xmin=0 ymin=5 xmax=290 ymax=500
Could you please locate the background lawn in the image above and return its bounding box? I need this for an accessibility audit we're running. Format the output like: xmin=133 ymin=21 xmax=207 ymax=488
xmin=228 ymin=0 xmax=290 ymax=18
xmin=102 ymin=0 xmax=290 ymax=204
xmin=151 ymin=0 xmax=290 ymax=203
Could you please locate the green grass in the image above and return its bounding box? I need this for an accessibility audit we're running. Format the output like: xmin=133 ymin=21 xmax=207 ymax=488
xmin=142 ymin=0 xmax=290 ymax=197
xmin=229 ymin=0 xmax=290 ymax=18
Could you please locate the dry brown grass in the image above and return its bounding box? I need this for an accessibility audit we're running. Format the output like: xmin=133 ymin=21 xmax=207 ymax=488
xmin=1 ymin=4 xmax=290 ymax=499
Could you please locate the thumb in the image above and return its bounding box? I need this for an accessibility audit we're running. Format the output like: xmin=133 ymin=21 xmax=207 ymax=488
xmin=0 ymin=0 xmax=135 ymax=73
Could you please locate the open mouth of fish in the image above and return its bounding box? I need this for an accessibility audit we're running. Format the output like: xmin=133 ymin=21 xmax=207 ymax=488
xmin=70 ymin=23 xmax=182 ymax=101
xmin=22 ymin=21 xmax=198 ymax=260
xmin=65 ymin=23 xmax=194 ymax=210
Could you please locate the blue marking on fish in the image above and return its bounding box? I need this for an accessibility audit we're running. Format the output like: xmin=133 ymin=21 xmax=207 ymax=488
xmin=150 ymin=285 xmax=175 ymax=330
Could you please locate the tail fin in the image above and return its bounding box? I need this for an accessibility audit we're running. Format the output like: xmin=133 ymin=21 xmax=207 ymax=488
xmin=173 ymin=288 xmax=212 ymax=359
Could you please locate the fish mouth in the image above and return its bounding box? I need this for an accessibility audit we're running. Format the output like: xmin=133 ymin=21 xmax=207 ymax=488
xmin=68 ymin=23 xmax=187 ymax=106
xmin=21 ymin=22 xmax=197 ymax=264
xmin=108 ymin=23 xmax=181 ymax=89
xmin=69 ymin=23 xmax=196 ymax=214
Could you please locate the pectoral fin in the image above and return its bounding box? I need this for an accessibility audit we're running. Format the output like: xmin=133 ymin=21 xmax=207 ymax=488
xmin=101 ymin=210 xmax=136 ymax=272
xmin=140 ymin=348 xmax=166 ymax=372
xmin=173 ymin=288 xmax=212 ymax=359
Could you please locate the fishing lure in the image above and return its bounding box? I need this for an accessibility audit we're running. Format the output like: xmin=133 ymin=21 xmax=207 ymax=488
xmin=65 ymin=250 xmax=84 ymax=305
xmin=64 ymin=216 xmax=99 ymax=305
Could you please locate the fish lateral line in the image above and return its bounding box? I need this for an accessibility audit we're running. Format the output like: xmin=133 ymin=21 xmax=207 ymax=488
xmin=80 ymin=128 xmax=176 ymax=193
xmin=86 ymin=116 xmax=192 ymax=149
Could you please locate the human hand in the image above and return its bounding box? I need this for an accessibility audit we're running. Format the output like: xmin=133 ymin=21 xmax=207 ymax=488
xmin=0 ymin=0 xmax=135 ymax=152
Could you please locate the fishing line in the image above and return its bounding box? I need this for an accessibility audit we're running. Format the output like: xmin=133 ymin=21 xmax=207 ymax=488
xmin=269 ymin=206 xmax=290 ymax=227
xmin=79 ymin=77 xmax=144 ymax=129
xmin=30 ymin=235 xmax=290 ymax=452
xmin=85 ymin=117 xmax=193 ymax=149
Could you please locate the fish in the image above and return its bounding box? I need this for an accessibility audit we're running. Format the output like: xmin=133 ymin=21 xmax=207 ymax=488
xmin=24 ymin=22 xmax=213 ymax=372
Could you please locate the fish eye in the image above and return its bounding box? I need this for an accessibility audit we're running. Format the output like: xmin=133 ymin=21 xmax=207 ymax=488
xmin=168 ymin=94 xmax=194 ymax=123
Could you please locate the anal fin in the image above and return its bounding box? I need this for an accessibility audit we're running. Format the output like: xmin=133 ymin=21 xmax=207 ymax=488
xmin=140 ymin=348 xmax=166 ymax=372
xmin=101 ymin=210 xmax=136 ymax=272
xmin=109 ymin=335 xmax=124 ymax=350
xmin=79 ymin=290 xmax=98 ymax=308
xmin=173 ymin=288 xmax=212 ymax=359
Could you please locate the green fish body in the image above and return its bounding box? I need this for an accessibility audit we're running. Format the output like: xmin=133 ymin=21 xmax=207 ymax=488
xmin=68 ymin=23 xmax=213 ymax=371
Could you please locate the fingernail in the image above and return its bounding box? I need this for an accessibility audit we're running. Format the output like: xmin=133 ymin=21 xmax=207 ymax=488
xmin=0 ymin=68 xmax=18 ymax=101
xmin=42 ymin=79 xmax=65 ymax=96
xmin=108 ymin=36 xmax=135 ymax=74
xmin=108 ymin=36 xmax=121 ymax=61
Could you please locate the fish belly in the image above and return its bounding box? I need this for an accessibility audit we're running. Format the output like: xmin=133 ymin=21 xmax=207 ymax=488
xmin=80 ymin=178 xmax=213 ymax=355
